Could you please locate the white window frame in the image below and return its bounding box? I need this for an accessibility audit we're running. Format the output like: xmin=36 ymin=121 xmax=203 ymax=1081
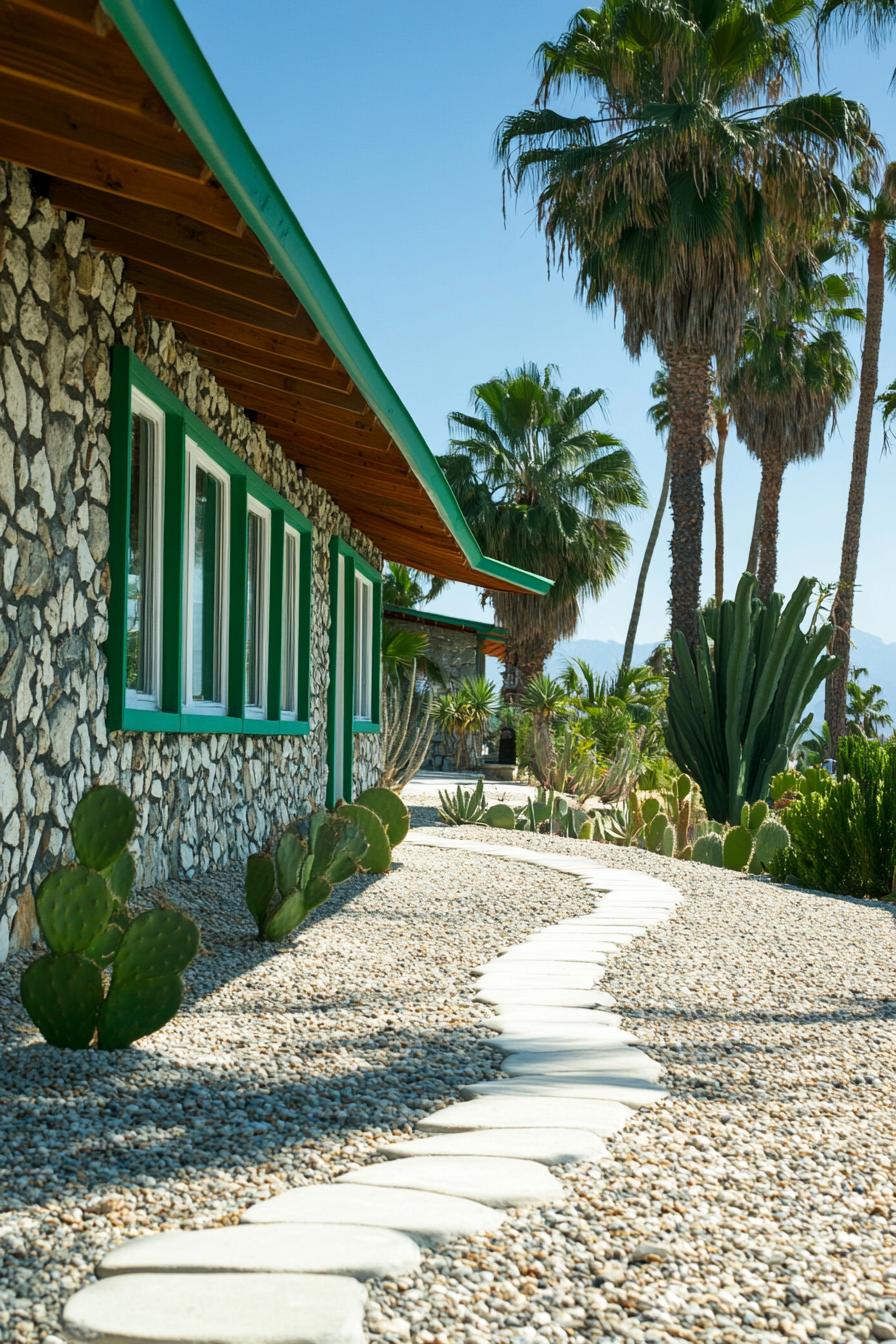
xmin=244 ymin=496 xmax=271 ymax=720
xmin=183 ymin=438 xmax=230 ymax=715
xmin=353 ymin=570 xmax=374 ymax=722
xmin=280 ymin=524 xmax=301 ymax=721
xmin=125 ymin=388 xmax=165 ymax=712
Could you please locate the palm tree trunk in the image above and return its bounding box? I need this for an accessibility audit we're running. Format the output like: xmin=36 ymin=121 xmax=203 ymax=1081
xmin=746 ymin=490 xmax=762 ymax=576
xmin=825 ymin=222 xmax=886 ymax=754
xmin=713 ymin=412 xmax=728 ymax=606
xmin=499 ymin=639 xmax=554 ymax=703
xmin=757 ymin=447 xmax=784 ymax=602
xmin=622 ymin=451 xmax=671 ymax=668
xmin=665 ymin=347 xmax=713 ymax=647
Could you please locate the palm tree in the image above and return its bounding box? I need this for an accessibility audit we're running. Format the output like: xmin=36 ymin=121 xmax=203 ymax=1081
xmin=496 ymin=0 xmax=877 ymax=647
xmin=440 ymin=364 xmax=645 ymax=701
xmin=520 ymin=672 xmax=568 ymax=783
xmin=818 ymin=0 xmax=896 ymax=77
xmin=729 ymin=265 xmax=859 ymax=600
xmin=622 ymin=369 xmax=722 ymax=667
xmin=712 ymin=389 xmax=731 ymax=608
xmin=383 ymin=563 xmax=446 ymax=610
xmin=846 ymin=665 xmax=894 ymax=737
xmin=825 ymin=166 xmax=896 ymax=752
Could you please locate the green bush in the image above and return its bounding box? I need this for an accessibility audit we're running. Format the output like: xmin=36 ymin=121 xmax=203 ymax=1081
xmin=771 ymin=738 xmax=896 ymax=897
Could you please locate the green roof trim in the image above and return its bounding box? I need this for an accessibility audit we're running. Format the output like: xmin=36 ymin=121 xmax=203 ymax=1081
xmin=384 ymin=604 xmax=508 ymax=642
xmin=100 ymin=0 xmax=552 ymax=599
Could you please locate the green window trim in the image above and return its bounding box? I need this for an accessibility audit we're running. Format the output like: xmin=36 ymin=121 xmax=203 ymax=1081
xmin=106 ymin=345 xmax=313 ymax=736
xmin=325 ymin=538 xmax=382 ymax=809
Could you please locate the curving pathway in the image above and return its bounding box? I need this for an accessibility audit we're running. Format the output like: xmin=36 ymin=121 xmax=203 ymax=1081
xmin=61 ymin=836 xmax=681 ymax=1344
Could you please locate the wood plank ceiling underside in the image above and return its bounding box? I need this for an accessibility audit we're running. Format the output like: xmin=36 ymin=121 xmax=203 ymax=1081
xmin=0 ymin=0 xmax=508 ymax=585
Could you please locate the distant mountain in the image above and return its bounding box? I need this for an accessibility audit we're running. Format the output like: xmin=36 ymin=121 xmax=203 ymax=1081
xmin=546 ymin=630 xmax=896 ymax=724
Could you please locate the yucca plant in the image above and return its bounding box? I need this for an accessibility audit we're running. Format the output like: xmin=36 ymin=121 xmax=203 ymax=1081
xmin=665 ymin=574 xmax=837 ymax=823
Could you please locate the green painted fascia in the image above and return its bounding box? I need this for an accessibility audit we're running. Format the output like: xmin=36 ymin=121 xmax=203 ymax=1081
xmin=100 ymin=0 xmax=552 ymax=600
xmin=383 ymin=604 xmax=508 ymax=641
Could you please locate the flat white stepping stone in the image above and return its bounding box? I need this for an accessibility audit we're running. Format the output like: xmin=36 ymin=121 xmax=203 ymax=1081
xmin=476 ymin=988 xmax=616 ymax=1008
xmin=418 ymin=1096 xmax=633 ymax=1137
xmin=502 ymin=1047 xmax=662 ymax=1081
xmin=480 ymin=946 xmax=612 ymax=967
xmin=463 ymin=1076 xmax=668 ymax=1107
xmin=377 ymin=1127 xmax=608 ymax=1166
xmin=242 ymin=1183 xmax=504 ymax=1246
xmin=528 ymin=931 xmax=635 ymax=946
xmin=98 ymin=1222 xmax=420 ymax=1280
xmin=481 ymin=1008 xmax=622 ymax=1029
xmin=62 ymin=1272 xmax=366 ymax=1344
xmin=489 ymin=1026 xmax=639 ymax=1052
xmin=477 ymin=968 xmax=603 ymax=990
xmin=337 ymin=1156 xmax=562 ymax=1208
xmin=518 ymin=939 xmax=622 ymax=954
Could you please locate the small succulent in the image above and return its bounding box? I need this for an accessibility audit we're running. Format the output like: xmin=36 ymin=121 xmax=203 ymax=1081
xmin=21 ymin=786 xmax=198 ymax=1050
xmin=437 ymin=776 xmax=488 ymax=825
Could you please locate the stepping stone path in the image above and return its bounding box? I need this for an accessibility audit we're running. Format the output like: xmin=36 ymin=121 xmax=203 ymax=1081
xmin=60 ymin=832 xmax=679 ymax=1344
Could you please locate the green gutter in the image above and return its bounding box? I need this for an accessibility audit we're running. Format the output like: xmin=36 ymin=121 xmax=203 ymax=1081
xmin=384 ymin=604 xmax=508 ymax=641
xmin=100 ymin=0 xmax=552 ymax=598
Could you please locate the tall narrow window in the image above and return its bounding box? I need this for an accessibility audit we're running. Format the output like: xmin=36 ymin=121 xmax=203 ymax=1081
xmin=281 ymin=525 xmax=301 ymax=719
xmin=184 ymin=441 xmax=229 ymax=712
xmin=353 ymin=571 xmax=373 ymax=721
xmin=245 ymin=499 xmax=270 ymax=718
xmin=125 ymin=391 xmax=164 ymax=708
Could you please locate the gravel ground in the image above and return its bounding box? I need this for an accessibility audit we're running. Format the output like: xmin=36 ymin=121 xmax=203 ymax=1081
xmin=364 ymin=816 xmax=896 ymax=1344
xmin=0 ymin=838 xmax=592 ymax=1342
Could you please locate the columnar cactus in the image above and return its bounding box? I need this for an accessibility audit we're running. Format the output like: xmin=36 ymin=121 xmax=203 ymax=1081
xmin=20 ymin=785 xmax=199 ymax=1050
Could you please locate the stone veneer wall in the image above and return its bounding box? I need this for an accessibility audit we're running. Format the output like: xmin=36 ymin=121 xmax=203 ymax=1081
xmin=421 ymin=625 xmax=482 ymax=771
xmin=0 ymin=162 xmax=383 ymax=964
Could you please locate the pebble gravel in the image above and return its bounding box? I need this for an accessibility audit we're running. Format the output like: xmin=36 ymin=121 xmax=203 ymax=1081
xmin=365 ymin=816 xmax=896 ymax=1344
xmin=0 ymin=836 xmax=590 ymax=1342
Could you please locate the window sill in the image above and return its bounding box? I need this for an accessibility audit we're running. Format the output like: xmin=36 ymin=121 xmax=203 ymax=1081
xmin=113 ymin=707 xmax=310 ymax=736
xmin=352 ymin=718 xmax=381 ymax=734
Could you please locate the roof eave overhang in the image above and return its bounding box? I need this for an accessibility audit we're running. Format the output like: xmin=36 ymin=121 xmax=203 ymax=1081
xmin=100 ymin=0 xmax=552 ymax=599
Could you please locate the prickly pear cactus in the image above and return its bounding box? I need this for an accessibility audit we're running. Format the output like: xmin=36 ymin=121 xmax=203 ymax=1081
xmin=338 ymin=803 xmax=392 ymax=873
xmin=355 ymin=787 xmax=410 ymax=846
xmin=97 ymin=973 xmax=184 ymax=1052
xmin=275 ymin=832 xmax=307 ymax=896
xmin=483 ymin=803 xmax=516 ymax=830
xmin=578 ymin=818 xmax=594 ymax=840
xmin=310 ymin=814 xmax=367 ymax=885
xmin=20 ymin=953 xmax=104 ymax=1049
xmin=113 ymin=909 xmax=199 ymax=983
xmin=245 ymin=853 xmax=277 ymax=935
xmin=71 ymin=785 xmax=137 ymax=871
xmin=723 ymin=825 xmax=754 ymax=872
xmin=692 ymin=832 xmax=724 ymax=866
xmin=750 ymin=817 xmax=790 ymax=873
xmin=36 ymin=866 xmax=114 ymax=954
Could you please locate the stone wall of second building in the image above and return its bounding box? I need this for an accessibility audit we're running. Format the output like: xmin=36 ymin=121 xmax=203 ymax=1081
xmin=0 ymin=162 xmax=382 ymax=963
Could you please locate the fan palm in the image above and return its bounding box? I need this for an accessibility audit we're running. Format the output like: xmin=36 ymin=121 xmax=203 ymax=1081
xmin=729 ymin=263 xmax=859 ymax=600
xmin=846 ymin=665 xmax=894 ymax=737
xmin=440 ymin=363 xmax=645 ymax=700
xmin=622 ymin=368 xmax=720 ymax=667
xmin=825 ymin=166 xmax=896 ymax=751
xmin=382 ymin=563 xmax=446 ymax=611
xmin=496 ymin=0 xmax=877 ymax=647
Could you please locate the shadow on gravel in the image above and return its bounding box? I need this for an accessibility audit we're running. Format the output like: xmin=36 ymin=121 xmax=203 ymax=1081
xmin=0 ymin=1018 xmax=500 ymax=1210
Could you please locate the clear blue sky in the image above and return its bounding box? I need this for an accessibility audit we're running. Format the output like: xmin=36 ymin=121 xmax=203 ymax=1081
xmin=181 ymin=0 xmax=896 ymax=645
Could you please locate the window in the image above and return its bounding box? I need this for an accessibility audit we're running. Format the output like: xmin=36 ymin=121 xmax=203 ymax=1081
xmin=245 ymin=499 xmax=270 ymax=719
xmin=125 ymin=391 xmax=164 ymax=709
xmin=280 ymin=525 xmax=301 ymax=719
xmin=184 ymin=441 xmax=229 ymax=713
xmin=353 ymin=570 xmax=374 ymax=721
xmin=108 ymin=347 xmax=312 ymax=736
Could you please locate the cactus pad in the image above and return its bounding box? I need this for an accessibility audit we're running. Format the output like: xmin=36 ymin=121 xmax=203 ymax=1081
xmin=83 ymin=906 xmax=129 ymax=968
xmin=21 ymin=953 xmax=103 ymax=1048
xmin=723 ymin=825 xmax=754 ymax=871
xmin=747 ymin=800 xmax=769 ymax=832
xmin=310 ymin=815 xmax=366 ymax=884
xmin=71 ymin=785 xmax=137 ymax=871
xmin=338 ymin=803 xmax=392 ymax=873
xmin=113 ymin=909 xmax=199 ymax=983
xmin=483 ymin=803 xmax=516 ymax=830
xmin=36 ymin=865 xmax=114 ymax=954
xmin=751 ymin=816 xmax=790 ymax=871
xmin=104 ymin=850 xmax=136 ymax=902
xmin=577 ymin=818 xmax=594 ymax=840
xmin=275 ymin=832 xmax=307 ymax=896
xmin=354 ymin=788 xmax=410 ymax=846
xmin=245 ymin=853 xmax=276 ymax=934
xmin=97 ymin=972 xmax=183 ymax=1051
xmin=641 ymin=798 xmax=661 ymax=826
xmin=692 ymin=832 xmax=724 ymax=866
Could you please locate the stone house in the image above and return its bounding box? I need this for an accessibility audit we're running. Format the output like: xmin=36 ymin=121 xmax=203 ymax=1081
xmin=0 ymin=0 xmax=549 ymax=963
